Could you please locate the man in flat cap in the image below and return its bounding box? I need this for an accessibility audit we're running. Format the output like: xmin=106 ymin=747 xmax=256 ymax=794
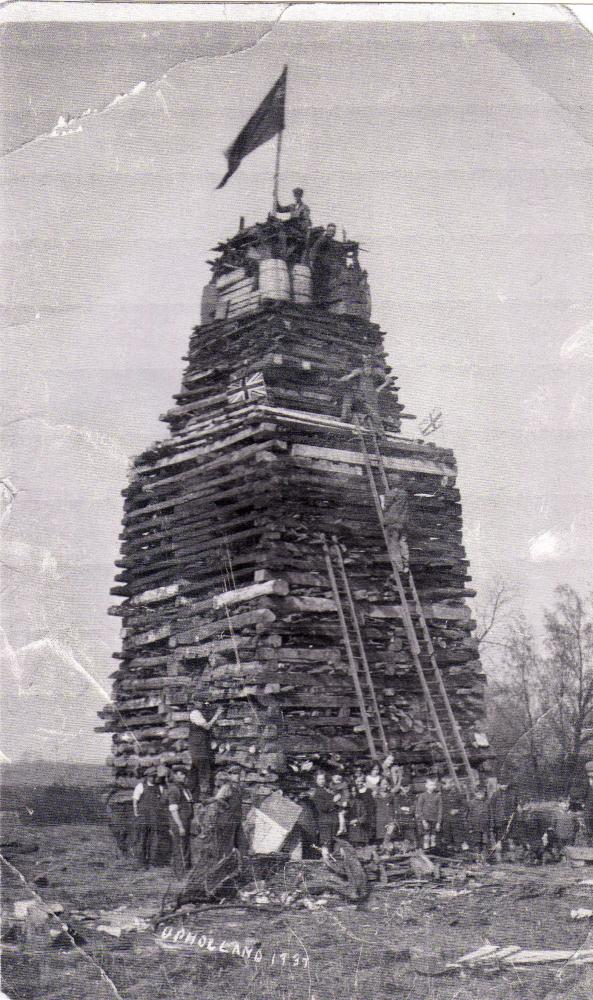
xmin=274 ymin=187 xmax=311 ymax=230
xmin=132 ymin=766 xmax=162 ymax=869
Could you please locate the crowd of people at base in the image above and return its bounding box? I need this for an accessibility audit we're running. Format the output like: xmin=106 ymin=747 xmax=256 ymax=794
xmin=117 ymin=697 xmax=593 ymax=880
xmin=120 ymin=757 xmax=593 ymax=878
xmin=303 ymin=756 xmax=519 ymax=861
xmin=304 ymin=756 xmax=593 ymax=862
xmin=127 ymin=763 xmax=243 ymax=879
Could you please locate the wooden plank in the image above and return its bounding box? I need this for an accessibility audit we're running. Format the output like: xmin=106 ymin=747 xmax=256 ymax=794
xmin=213 ymin=578 xmax=289 ymax=610
xmin=121 ymin=624 xmax=171 ymax=649
xmin=130 ymin=584 xmax=179 ymax=605
xmin=367 ymin=603 xmax=471 ymax=622
xmin=281 ymin=596 xmax=336 ymax=614
xmin=142 ymin=437 xmax=282 ymax=493
xmin=277 ymin=647 xmax=343 ymax=664
xmin=171 ymin=607 xmax=276 ymax=646
xmin=179 ymin=635 xmax=258 ymax=659
xmin=291 ymin=442 xmax=454 ymax=478
xmin=136 ymin=422 xmax=274 ymax=476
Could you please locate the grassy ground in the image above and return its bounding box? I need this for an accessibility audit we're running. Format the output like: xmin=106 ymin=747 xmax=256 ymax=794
xmin=2 ymin=823 xmax=593 ymax=1000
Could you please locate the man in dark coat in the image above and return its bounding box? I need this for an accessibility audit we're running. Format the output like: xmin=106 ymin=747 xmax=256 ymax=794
xmin=167 ymin=770 xmax=193 ymax=877
xmin=348 ymin=775 xmax=376 ymax=846
xmin=309 ymin=770 xmax=339 ymax=850
xmin=132 ymin=767 xmax=161 ymax=868
xmin=153 ymin=767 xmax=172 ymax=865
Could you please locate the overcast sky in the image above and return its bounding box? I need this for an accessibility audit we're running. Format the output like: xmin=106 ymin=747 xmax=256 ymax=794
xmin=1 ymin=7 xmax=592 ymax=761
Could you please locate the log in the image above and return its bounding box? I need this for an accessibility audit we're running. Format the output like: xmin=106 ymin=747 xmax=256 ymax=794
xmin=212 ymin=578 xmax=289 ymax=610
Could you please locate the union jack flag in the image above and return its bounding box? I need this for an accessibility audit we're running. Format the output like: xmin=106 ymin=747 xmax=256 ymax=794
xmin=227 ymin=371 xmax=267 ymax=405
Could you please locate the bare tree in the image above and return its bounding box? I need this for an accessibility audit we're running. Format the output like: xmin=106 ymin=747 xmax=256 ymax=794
xmin=541 ymin=585 xmax=593 ymax=757
xmin=474 ymin=575 xmax=518 ymax=667
xmin=487 ymin=613 xmax=548 ymax=794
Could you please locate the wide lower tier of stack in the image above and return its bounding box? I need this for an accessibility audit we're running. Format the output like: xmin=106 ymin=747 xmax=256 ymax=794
xmin=103 ymin=405 xmax=488 ymax=804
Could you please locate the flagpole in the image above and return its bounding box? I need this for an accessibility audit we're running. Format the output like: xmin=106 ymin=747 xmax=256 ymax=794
xmin=273 ymin=64 xmax=288 ymax=210
xmin=273 ymin=128 xmax=283 ymax=210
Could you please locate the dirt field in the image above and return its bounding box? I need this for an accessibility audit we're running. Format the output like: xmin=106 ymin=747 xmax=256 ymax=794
xmin=2 ymin=823 xmax=593 ymax=1000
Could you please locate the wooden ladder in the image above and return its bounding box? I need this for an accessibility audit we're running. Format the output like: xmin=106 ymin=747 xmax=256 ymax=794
xmin=355 ymin=417 xmax=474 ymax=791
xmin=322 ymin=534 xmax=388 ymax=760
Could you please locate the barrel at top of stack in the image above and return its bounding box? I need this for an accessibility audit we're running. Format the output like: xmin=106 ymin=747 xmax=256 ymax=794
xmin=200 ymin=217 xmax=369 ymax=327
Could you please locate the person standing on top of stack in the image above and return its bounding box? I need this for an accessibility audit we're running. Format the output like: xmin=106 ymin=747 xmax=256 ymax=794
xmin=187 ymin=699 xmax=223 ymax=801
xmin=381 ymin=473 xmax=410 ymax=575
xmin=274 ymin=187 xmax=311 ymax=230
xmin=415 ymin=776 xmax=443 ymax=852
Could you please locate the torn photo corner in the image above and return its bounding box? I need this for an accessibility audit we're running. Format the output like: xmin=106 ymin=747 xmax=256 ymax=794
xmin=1 ymin=3 xmax=593 ymax=1000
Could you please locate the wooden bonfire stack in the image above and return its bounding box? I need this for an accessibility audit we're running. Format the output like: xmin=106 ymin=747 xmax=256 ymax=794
xmin=101 ymin=215 xmax=489 ymax=806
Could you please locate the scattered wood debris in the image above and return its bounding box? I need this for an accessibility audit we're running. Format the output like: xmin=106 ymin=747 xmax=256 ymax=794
xmin=449 ymin=943 xmax=593 ymax=968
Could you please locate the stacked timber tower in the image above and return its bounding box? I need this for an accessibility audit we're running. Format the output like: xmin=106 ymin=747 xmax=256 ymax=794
xmin=102 ymin=213 xmax=489 ymax=807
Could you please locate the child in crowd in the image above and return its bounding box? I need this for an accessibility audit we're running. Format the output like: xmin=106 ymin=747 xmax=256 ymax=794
xmin=330 ymin=772 xmax=346 ymax=794
xmin=374 ymin=776 xmax=395 ymax=847
xmin=348 ymin=774 xmax=376 ymax=845
xmin=381 ymin=754 xmax=403 ymax=792
xmin=415 ymin=776 xmax=442 ymax=851
xmin=392 ymin=780 xmax=417 ymax=849
xmin=366 ymin=762 xmax=382 ymax=791
xmin=467 ymin=785 xmax=491 ymax=858
xmin=440 ymin=775 xmax=468 ymax=854
xmin=336 ymin=786 xmax=350 ymax=838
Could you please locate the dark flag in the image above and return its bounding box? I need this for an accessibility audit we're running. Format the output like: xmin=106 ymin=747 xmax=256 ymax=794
xmin=217 ymin=67 xmax=287 ymax=189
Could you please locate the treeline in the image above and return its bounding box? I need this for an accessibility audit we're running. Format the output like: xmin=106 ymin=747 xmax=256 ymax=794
xmin=480 ymin=583 xmax=593 ymax=802
xmin=1 ymin=783 xmax=107 ymax=825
